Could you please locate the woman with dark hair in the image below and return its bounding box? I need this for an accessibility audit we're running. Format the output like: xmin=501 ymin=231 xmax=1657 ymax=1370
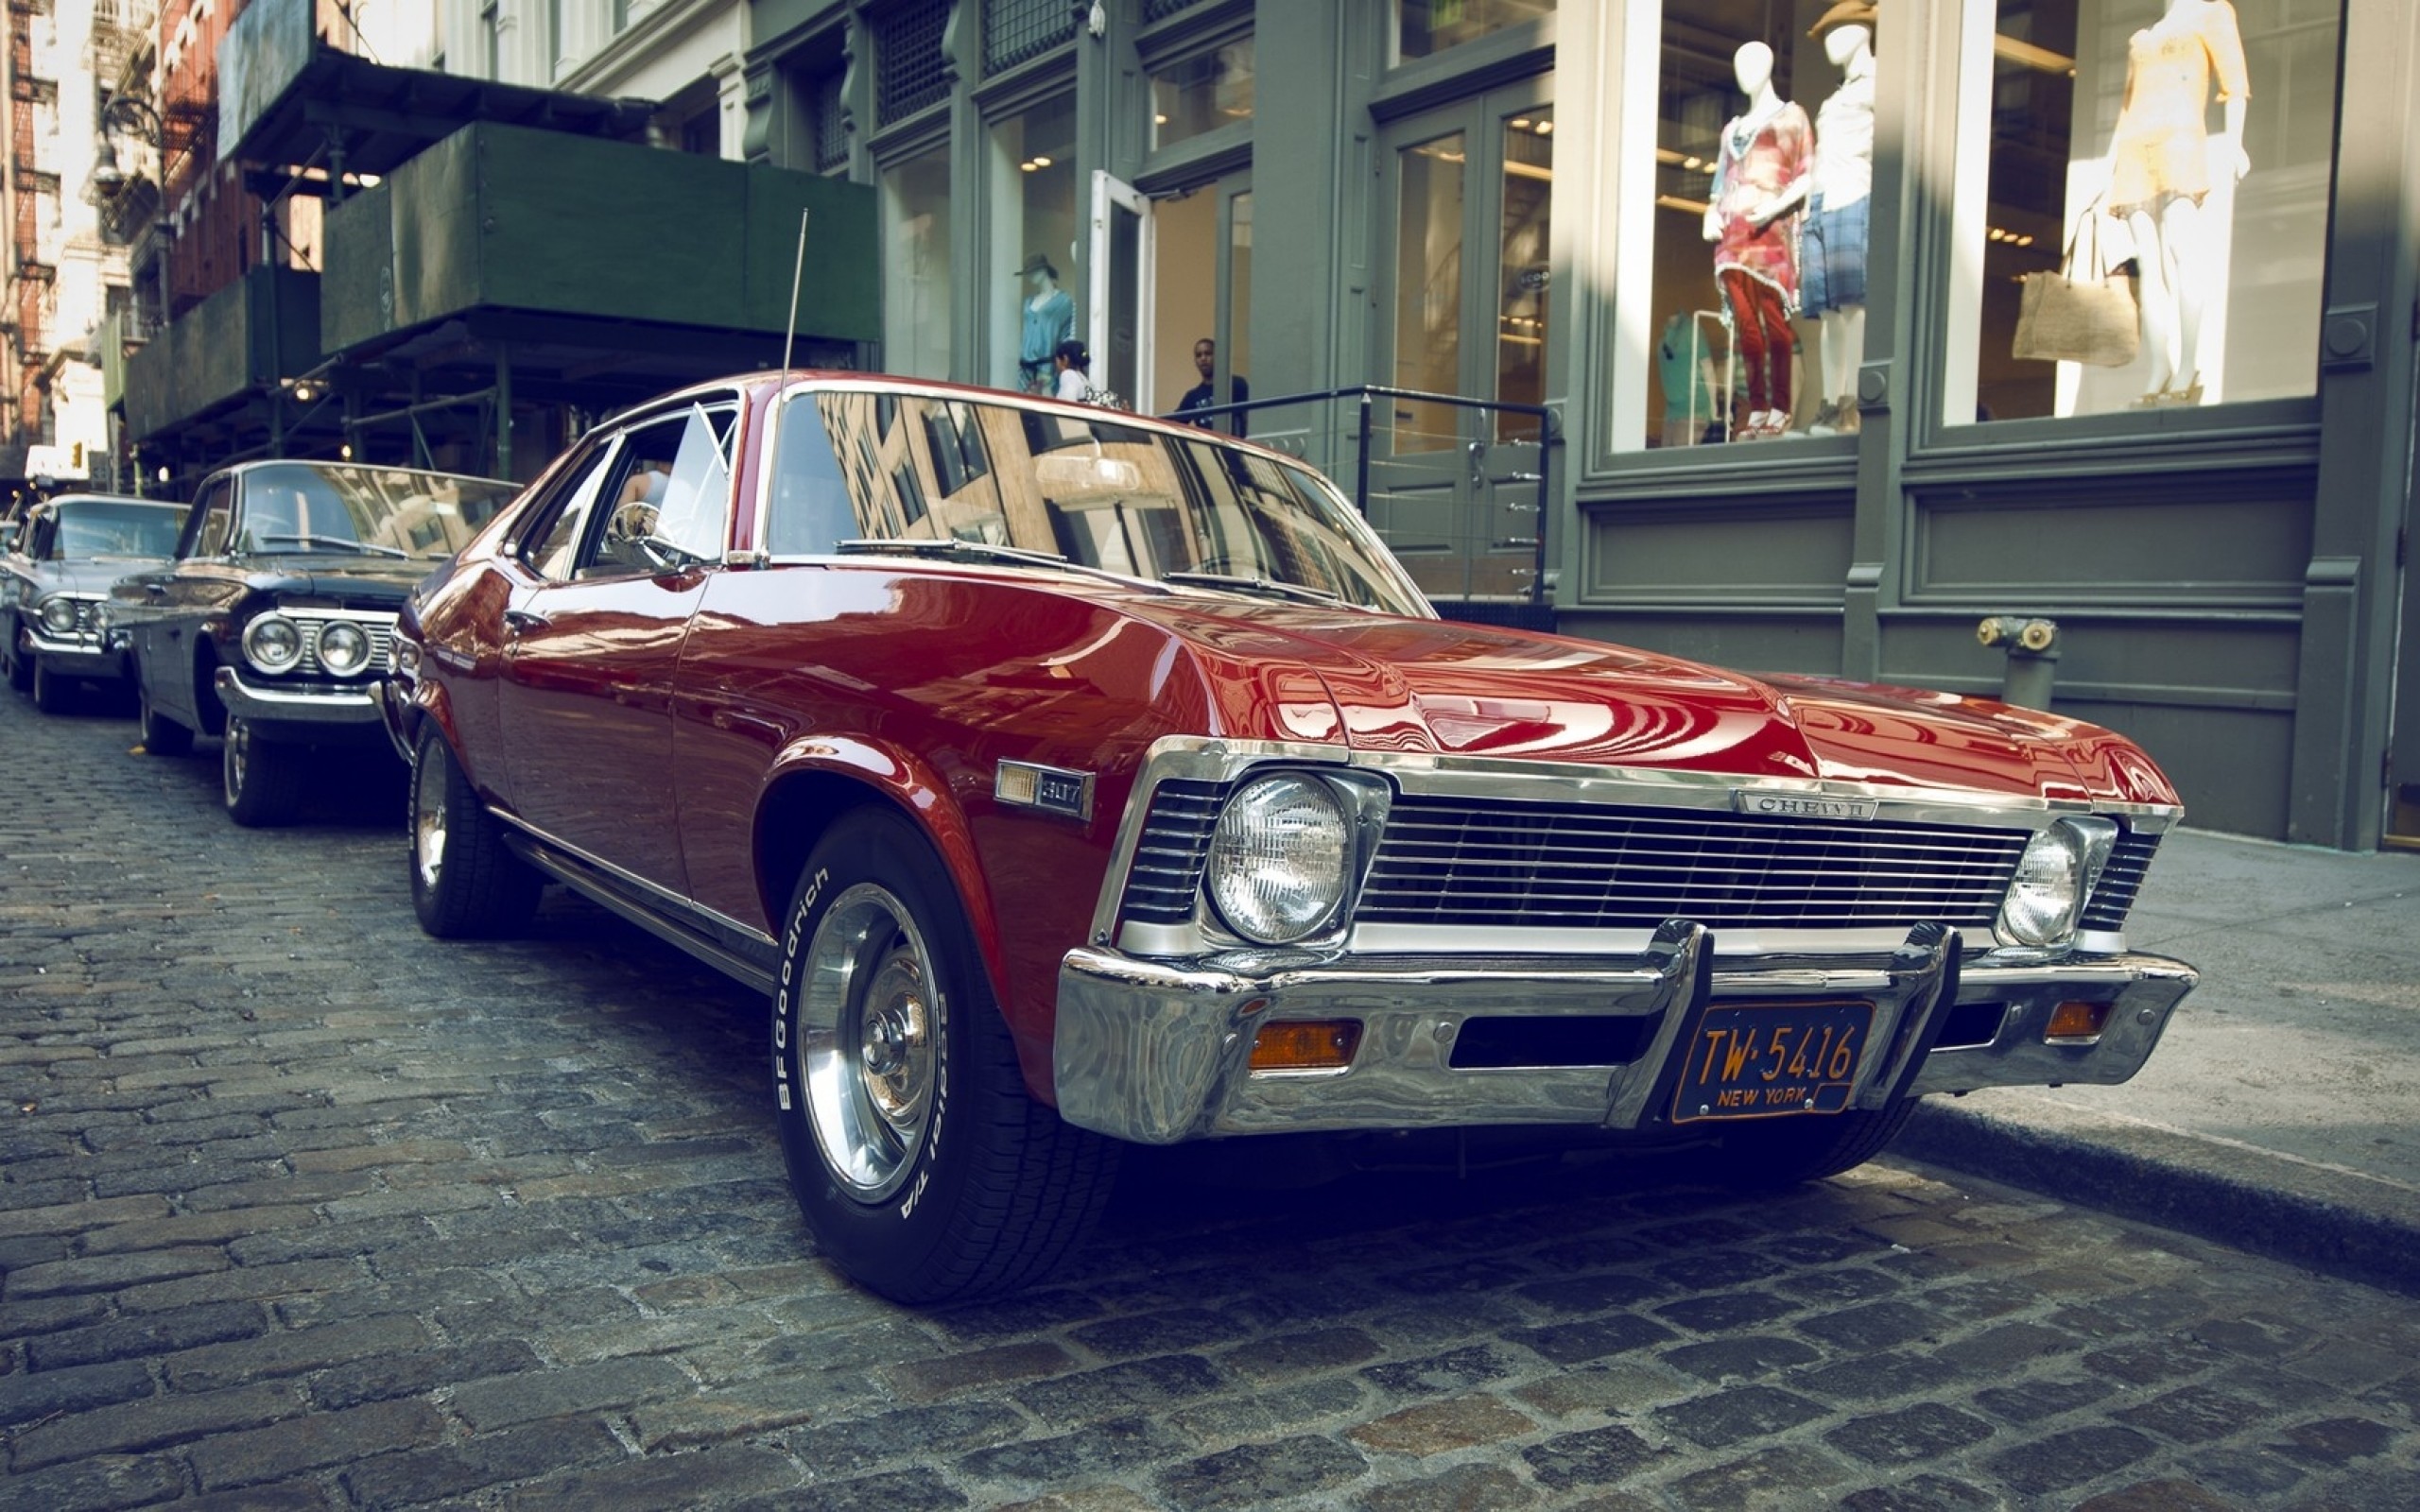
xmin=1051 ymin=338 xmax=1092 ymax=403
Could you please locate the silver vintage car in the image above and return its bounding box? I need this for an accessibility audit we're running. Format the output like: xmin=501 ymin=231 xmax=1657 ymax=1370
xmin=1 ymin=493 xmax=189 ymax=713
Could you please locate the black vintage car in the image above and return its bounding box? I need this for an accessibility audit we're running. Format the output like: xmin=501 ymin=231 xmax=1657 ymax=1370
xmin=1 ymin=493 xmax=188 ymax=713
xmin=112 ymin=459 xmax=520 ymax=826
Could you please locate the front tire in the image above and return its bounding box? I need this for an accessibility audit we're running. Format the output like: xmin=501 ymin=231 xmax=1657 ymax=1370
xmin=1702 ymin=1100 xmax=1919 ymax=1189
xmin=772 ymin=808 xmax=1118 ymax=1304
xmin=137 ymin=679 xmax=194 ymax=756
xmin=221 ymin=715 xmax=304 ymax=828
xmin=30 ymin=658 xmax=74 ymax=714
xmin=409 ymin=728 xmax=541 ymax=938
xmin=5 ymin=624 xmax=29 ymax=693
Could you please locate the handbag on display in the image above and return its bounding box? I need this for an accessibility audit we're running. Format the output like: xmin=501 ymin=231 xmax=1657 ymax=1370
xmin=2012 ymin=200 xmax=2140 ymax=369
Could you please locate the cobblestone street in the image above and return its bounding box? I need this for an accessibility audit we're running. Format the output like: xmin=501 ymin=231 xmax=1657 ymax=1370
xmin=2 ymin=690 xmax=2416 ymax=1510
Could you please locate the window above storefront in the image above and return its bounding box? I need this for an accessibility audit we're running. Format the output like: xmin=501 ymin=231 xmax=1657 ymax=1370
xmin=1393 ymin=0 xmax=1557 ymax=64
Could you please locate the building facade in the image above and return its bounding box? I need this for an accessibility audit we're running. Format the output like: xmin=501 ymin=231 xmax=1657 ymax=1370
xmin=737 ymin=0 xmax=2420 ymax=852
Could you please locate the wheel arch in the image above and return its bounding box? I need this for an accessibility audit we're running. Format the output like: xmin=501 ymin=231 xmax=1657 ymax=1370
xmin=753 ymin=742 xmax=1012 ymax=1055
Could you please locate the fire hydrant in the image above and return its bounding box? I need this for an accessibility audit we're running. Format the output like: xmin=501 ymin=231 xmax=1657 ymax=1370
xmin=1977 ymin=615 xmax=2058 ymax=711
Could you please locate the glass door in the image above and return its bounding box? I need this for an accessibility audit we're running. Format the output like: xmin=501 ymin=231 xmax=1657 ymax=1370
xmin=1374 ymin=83 xmax=1554 ymax=603
xmin=1145 ymin=173 xmax=1253 ymax=427
xmin=1089 ymin=172 xmax=1152 ymax=405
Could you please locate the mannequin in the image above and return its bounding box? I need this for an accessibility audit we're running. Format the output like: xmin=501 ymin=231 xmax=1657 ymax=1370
xmin=2105 ymin=0 xmax=2250 ymax=405
xmin=1703 ymin=42 xmax=1812 ymax=439
xmin=1802 ymin=9 xmax=1876 ymax=435
xmin=1015 ymin=253 xmax=1075 ymax=395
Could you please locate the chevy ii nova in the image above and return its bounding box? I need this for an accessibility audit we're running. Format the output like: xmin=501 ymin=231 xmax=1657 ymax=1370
xmin=386 ymin=374 xmax=2197 ymax=1303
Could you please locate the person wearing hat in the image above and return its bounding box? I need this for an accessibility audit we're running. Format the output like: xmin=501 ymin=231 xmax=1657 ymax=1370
xmin=1016 ymin=253 xmax=1075 ymax=394
xmin=1802 ymin=2 xmax=1878 ymax=436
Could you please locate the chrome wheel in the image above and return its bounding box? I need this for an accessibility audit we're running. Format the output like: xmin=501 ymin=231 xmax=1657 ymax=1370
xmin=412 ymin=746 xmax=449 ymax=895
xmin=797 ymin=883 xmax=941 ymax=1204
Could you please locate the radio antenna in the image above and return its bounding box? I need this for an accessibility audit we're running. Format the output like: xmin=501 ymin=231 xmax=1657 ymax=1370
xmin=781 ymin=207 xmax=811 ymax=379
xmin=748 ymin=206 xmax=813 ymax=569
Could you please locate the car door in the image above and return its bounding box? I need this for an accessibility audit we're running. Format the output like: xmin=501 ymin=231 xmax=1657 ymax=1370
xmin=494 ymin=397 xmax=740 ymax=896
xmin=119 ymin=474 xmax=236 ymax=730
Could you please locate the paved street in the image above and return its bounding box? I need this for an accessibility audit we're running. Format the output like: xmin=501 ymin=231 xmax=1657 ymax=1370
xmin=3 ymin=689 xmax=2416 ymax=1511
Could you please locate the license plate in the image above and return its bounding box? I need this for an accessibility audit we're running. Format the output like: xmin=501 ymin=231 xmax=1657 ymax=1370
xmin=1672 ymin=1000 xmax=1874 ymax=1124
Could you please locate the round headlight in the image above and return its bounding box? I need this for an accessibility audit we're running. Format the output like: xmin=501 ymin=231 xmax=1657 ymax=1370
xmin=38 ymin=596 xmax=78 ymax=634
xmin=2000 ymin=824 xmax=2086 ymax=946
xmin=243 ymin=614 xmax=302 ymax=674
xmin=1205 ymin=775 xmax=1352 ymax=944
xmin=318 ymin=620 xmax=372 ymax=676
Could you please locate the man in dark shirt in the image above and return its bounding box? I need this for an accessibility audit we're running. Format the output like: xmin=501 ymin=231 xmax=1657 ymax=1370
xmin=1174 ymin=338 xmax=1249 ymax=436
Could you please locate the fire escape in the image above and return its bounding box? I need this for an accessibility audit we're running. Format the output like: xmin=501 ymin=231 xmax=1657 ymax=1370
xmin=5 ymin=0 xmax=58 ymax=457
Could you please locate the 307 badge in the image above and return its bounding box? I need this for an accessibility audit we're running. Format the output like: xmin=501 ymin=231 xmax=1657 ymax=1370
xmin=1673 ymin=1000 xmax=1875 ymax=1123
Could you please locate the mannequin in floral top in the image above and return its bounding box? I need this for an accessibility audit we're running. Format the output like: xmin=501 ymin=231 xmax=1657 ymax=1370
xmin=1703 ymin=42 xmax=1813 ymax=439
xmin=2106 ymin=0 xmax=2251 ymax=406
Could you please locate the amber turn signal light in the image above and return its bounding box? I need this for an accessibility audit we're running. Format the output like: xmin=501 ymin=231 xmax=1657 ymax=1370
xmin=1249 ymin=1021 xmax=1361 ymax=1073
xmin=2043 ymin=1001 xmax=2109 ymax=1044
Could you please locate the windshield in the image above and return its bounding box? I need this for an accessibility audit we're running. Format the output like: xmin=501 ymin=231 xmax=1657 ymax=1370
xmin=765 ymin=388 xmax=1432 ymax=617
xmin=49 ymin=500 xmax=184 ymax=559
xmin=233 ymin=462 xmax=520 ymax=558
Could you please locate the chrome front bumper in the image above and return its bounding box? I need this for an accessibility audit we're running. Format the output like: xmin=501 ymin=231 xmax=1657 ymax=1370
xmin=1052 ymin=923 xmax=2197 ymax=1144
xmin=26 ymin=633 xmax=128 ymax=679
xmin=215 ymin=665 xmax=386 ymax=729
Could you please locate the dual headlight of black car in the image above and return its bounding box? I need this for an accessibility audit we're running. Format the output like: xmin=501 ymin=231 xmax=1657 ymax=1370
xmin=239 ymin=611 xmax=378 ymax=679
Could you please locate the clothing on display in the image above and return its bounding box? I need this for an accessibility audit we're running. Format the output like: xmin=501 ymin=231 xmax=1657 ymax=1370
xmin=1801 ymin=195 xmax=1870 ymax=318
xmin=1017 ymin=255 xmax=1076 ymax=395
xmin=1710 ymin=102 xmax=1813 ymax=308
xmin=2107 ymin=1 xmax=2251 ymax=217
xmin=1720 ymin=268 xmax=1794 ymax=424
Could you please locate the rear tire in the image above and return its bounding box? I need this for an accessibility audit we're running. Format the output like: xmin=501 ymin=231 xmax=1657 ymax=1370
xmin=137 ymin=679 xmax=194 ymax=756
xmin=221 ymin=715 xmax=304 ymax=828
xmin=409 ymin=728 xmax=541 ymax=938
xmin=1702 ymin=1100 xmax=1919 ymax=1189
xmin=772 ymin=807 xmax=1118 ymax=1304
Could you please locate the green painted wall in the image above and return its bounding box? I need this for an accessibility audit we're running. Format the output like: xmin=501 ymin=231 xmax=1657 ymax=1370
xmin=123 ymin=266 xmax=320 ymax=438
xmin=320 ymin=122 xmax=878 ymax=357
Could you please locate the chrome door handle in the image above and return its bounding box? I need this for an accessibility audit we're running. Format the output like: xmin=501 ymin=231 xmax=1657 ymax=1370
xmin=502 ymin=608 xmax=548 ymax=634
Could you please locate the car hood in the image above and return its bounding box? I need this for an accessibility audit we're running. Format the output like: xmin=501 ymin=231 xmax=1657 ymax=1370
xmin=1106 ymin=593 xmax=2175 ymax=807
xmin=31 ymin=556 xmax=171 ymax=594
xmin=237 ymin=556 xmax=434 ymax=599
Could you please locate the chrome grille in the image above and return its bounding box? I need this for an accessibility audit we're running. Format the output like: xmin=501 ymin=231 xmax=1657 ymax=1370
xmin=285 ymin=611 xmax=397 ymax=679
xmin=1359 ymin=796 xmax=2031 ymax=930
xmin=1118 ymin=779 xmax=1229 ymax=924
xmin=2080 ymin=831 xmax=2160 ymax=932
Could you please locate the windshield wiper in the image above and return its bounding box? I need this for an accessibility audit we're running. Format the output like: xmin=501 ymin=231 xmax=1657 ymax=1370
xmin=1163 ymin=571 xmax=1340 ymax=606
xmin=254 ymin=533 xmax=409 ymax=558
xmin=837 ymin=538 xmax=1169 ymax=593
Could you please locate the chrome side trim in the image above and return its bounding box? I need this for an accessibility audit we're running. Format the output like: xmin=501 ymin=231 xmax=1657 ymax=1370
xmin=493 ymin=808 xmax=780 ymax=956
xmin=517 ymin=835 xmax=779 ymax=997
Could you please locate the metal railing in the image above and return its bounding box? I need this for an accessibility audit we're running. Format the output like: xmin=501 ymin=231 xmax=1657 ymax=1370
xmin=1161 ymin=385 xmax=1558 ymax=608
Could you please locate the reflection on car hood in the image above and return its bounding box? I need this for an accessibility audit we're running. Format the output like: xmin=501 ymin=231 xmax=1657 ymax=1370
xmin=1103 ymin=593 xmax=2172 ymax=807
xmin=33 ymin=557 xmax=173 ymax=594
xmin=239 ymin=556 xmax=436 ymax=598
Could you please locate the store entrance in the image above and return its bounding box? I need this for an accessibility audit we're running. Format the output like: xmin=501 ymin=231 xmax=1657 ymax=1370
xmin=1373 ymin=83 xmax=1554 ymax=603
xmin=1089 ymin=169 xmax=1252 ymax=420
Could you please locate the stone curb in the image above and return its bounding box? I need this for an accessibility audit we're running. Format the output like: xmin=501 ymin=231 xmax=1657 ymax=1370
xmin=1892 ymin=1096 xmax=2420 ymax=1300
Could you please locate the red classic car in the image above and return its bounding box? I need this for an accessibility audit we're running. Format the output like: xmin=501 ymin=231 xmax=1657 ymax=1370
xmin=385 ymin=373 xmax=2197 ymax=1303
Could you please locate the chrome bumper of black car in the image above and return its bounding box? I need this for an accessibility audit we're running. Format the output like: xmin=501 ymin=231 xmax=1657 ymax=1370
xmin=1052 ymin=923 xmax=2197 ymax=1144
xmin=214 ymin=666 xmax=386 ymax=728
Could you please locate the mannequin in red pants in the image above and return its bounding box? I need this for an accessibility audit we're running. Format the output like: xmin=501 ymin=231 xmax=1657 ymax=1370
xmin=1720 ymin=269 xmax=1793 ymax=434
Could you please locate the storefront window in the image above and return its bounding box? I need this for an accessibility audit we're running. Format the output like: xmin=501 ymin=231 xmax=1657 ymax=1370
xmin=1151 ymin=39 xmax=1254 ymax=151
xmin=1947 ymin=0 xmax=2340 ymax=425
xmin=990 ymin=94 xmax=1080 ymax=395
xmin=1611 ymin=2 xmax=1880 ymax=453
xmin=882 ymin=144 xmax=952 ymax=381
xmin=1394 ymin=0 xmax=1555 ymax=63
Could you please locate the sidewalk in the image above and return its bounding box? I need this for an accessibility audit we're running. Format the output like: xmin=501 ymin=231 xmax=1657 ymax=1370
xmin=1893 ymin=826 xmax=2420 ymax=1295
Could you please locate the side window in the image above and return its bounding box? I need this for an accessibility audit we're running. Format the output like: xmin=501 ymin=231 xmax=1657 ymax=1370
xmin=520 ymin=441 xmax=621 ymax=583
xmin=588 ymin=404 xmax=736 ymax=575
xmin=767 ymin=395 xmax=856 ymax=556
xmin=189 ymin=480 xmax=234 ymax=558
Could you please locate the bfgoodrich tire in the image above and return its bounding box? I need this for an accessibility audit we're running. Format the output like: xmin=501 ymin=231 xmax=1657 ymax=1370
xmin=772 ymin=807 xmax=1119 ymax=1304
xmin=220 ymin=715 xmax=304 ymax=828
xmin=409 ymin=728 xmax=541 ymax=938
